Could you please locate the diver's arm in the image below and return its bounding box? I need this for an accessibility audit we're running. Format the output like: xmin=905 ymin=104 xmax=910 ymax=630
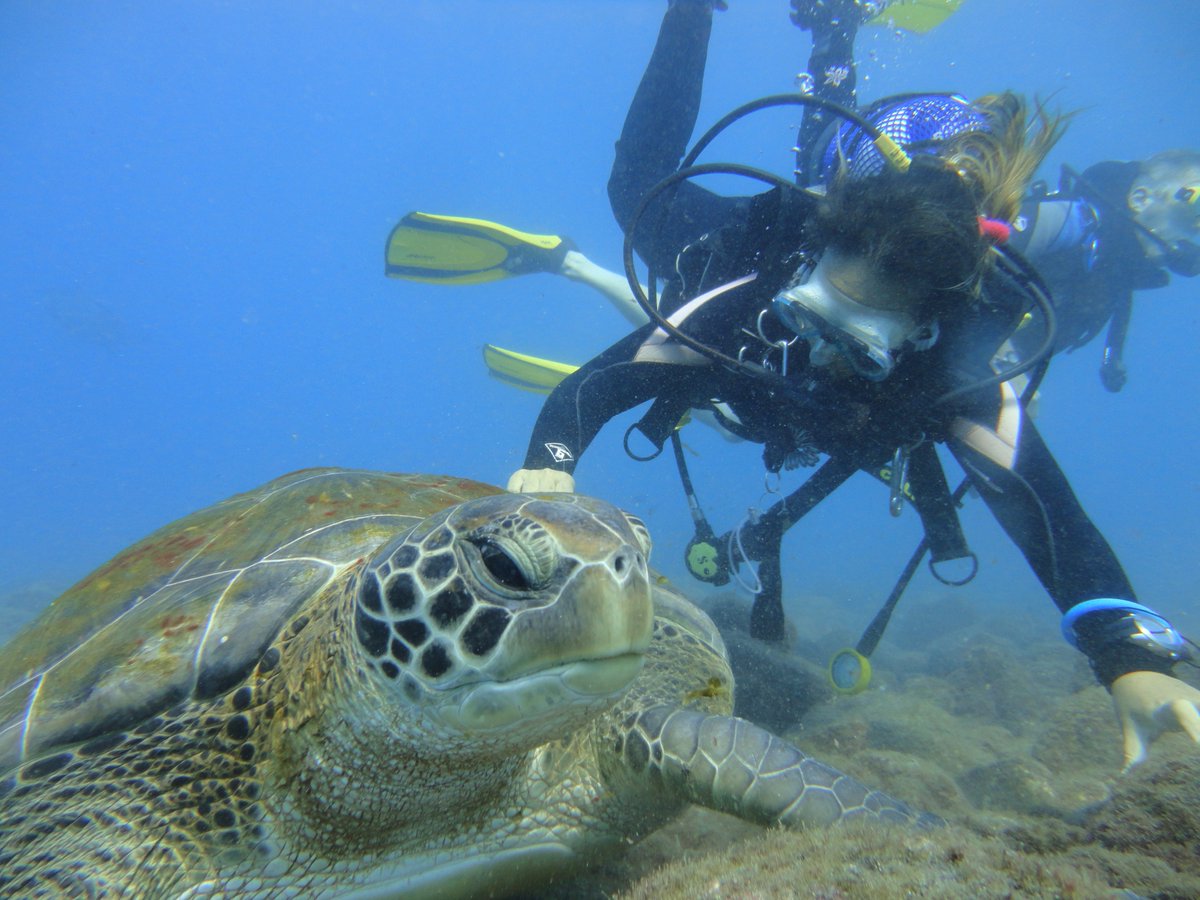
xmin=948 ymin=418 xmax=1173 ymax=686
xmin=608 ymin=0 xmax=746 ymax=270
xmin=949 ymin=419 xmax=1200 ymax=767
xmin=790 ymin=0 xmax=863 ymax=183
xmin=517 ymin=329 xmax=704 ymax=476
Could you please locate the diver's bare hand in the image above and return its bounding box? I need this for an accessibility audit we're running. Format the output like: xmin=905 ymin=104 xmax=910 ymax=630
xmin=506 ymin=468 xmax=576 ymax=494
xmin=1111 ymin=671 xmax=1200 ymax=770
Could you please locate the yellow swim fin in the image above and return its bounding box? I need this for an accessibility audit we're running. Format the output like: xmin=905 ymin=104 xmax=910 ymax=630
xmin=385 ymin=212 xmax=573 ymax=286
xmin=483 ymin=344 xmax=579 ymax=395
xmin=867 ymin=0 xmax=965 ymax=34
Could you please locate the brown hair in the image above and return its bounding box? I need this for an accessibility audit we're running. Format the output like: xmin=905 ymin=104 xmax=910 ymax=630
xmin=943 ymin=92 xmax=1070 ymax=224
xmin=814 ymin=159 xmax=986 ymax=321
xmin=813 ymin=92 xmax=1068 ymax=321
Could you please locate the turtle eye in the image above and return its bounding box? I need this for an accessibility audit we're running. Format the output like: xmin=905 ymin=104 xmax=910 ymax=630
xmin=475 ymin=539 xmax=532 ymax=592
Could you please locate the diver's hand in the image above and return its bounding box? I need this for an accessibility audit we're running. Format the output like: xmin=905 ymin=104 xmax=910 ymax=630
xmin=1111 ymin=671 xmax=1200 ymax=770
xmin=789 ymin=0 xmax=812 ymax=28
xmin=506 ymin=468 xmax=576 ymax=493
xmin=790 ymin=0 xmax=827 ymax=29
xmin=1100 ymin=358 xmax=1127 ymax=392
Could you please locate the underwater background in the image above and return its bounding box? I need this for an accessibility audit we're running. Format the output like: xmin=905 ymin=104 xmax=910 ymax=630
xmin=1 ymin=2 xmax=1199 ymax=893
xmin=3 ymin=0 xmax=1197 ymax=639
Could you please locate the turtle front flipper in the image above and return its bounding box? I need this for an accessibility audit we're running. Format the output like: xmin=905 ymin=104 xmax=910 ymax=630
xmin=620 ymin=704 xmax=941 ymax=829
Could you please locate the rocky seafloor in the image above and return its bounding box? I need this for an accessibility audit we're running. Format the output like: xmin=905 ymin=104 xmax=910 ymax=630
xmin=548 ymin=591 xmax=1200 ymax=899
xmin=4 ymin=582 xmax=1197 ymax=898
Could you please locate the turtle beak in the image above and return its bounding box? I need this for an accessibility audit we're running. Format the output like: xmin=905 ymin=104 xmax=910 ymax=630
xmin=487 ymin=543 xmax=653 ymax=683
xmin=432 ymin=544 xmax=652 ymax=737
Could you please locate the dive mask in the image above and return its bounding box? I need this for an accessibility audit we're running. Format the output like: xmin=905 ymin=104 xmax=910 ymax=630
xmin=772 ymin=253 xmax=926 ymax=381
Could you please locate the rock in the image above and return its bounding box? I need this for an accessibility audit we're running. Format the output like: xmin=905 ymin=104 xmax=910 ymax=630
xmin=925 ymin=634 xmax=1045 ymax=735
xmin=616 ymin=818 xmax=1122 ymax=900
xmin=959 ymin=757 xmax=1061 ymax=815
xmin=1086 ymin=738 xmax=1200 ymax=882
xmin=839 ymin=749 xmax=968 ymax=817
xmin=1031 ymin=685 xmax=1123 ymax=776
xmin=699 ymin=595 xmax=832 ymax=732
xmin=724 ymin=631 xmax=832 ymax=732
xmin=957 ymin=756 xmax=1108 ymax=822
xmin=803 ymin=687 xmax=1013 ymax=775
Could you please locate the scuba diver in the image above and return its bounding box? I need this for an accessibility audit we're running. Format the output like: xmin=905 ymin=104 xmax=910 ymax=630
xmin=501 ymin=0 xmax=1200 ymax=770
xmin=788 ymin=0 xmax=1200 ymax=394
xmin=1007 ymin=149 xmax=1200 ymax=391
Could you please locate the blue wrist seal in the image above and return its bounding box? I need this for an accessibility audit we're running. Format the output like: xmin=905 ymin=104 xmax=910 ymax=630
xmin=1062 ymin=598 xmax=1198 ymax=664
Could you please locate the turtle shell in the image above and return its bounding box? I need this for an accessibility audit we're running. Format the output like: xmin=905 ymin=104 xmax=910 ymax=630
xmin=0 ymin=468 xmax=501 ymax=772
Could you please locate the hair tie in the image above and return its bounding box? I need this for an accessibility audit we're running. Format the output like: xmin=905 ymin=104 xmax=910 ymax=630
xmin=978 ymin=216 xmax=1011 ymax=244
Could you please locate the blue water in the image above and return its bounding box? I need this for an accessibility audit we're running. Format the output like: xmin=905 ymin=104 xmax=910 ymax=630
xmin=1 ymin=0 xmax=1197 ymax=644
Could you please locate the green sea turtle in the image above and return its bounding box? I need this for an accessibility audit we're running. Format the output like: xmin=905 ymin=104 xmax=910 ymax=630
xmin=0 ymin=468 xmax=929 ymax=898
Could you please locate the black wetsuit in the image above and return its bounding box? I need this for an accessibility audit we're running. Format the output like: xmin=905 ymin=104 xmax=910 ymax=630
xmin=519 ymin=1 xmax=1173 ymax=687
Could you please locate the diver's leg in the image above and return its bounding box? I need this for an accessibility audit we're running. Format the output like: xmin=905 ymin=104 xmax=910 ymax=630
xmin=559 ymin=250 xmax=647 ymax=327
xmin=790 ymin=0 xmax=878 ymax=183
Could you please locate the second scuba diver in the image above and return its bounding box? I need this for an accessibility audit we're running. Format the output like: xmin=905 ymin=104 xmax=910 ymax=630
xmin=1007 ymin=148 xmax=1200 ymax=391
xmin=504 ymin=0 xmax=1200 ymax=770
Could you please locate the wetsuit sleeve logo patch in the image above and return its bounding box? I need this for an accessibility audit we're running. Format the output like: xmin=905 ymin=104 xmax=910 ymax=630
xmin=544 ymin=442 xmax=574 ymax=463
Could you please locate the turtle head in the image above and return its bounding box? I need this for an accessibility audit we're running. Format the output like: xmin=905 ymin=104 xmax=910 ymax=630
xmin=352 ymin=492 xmax=653 ymax=747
